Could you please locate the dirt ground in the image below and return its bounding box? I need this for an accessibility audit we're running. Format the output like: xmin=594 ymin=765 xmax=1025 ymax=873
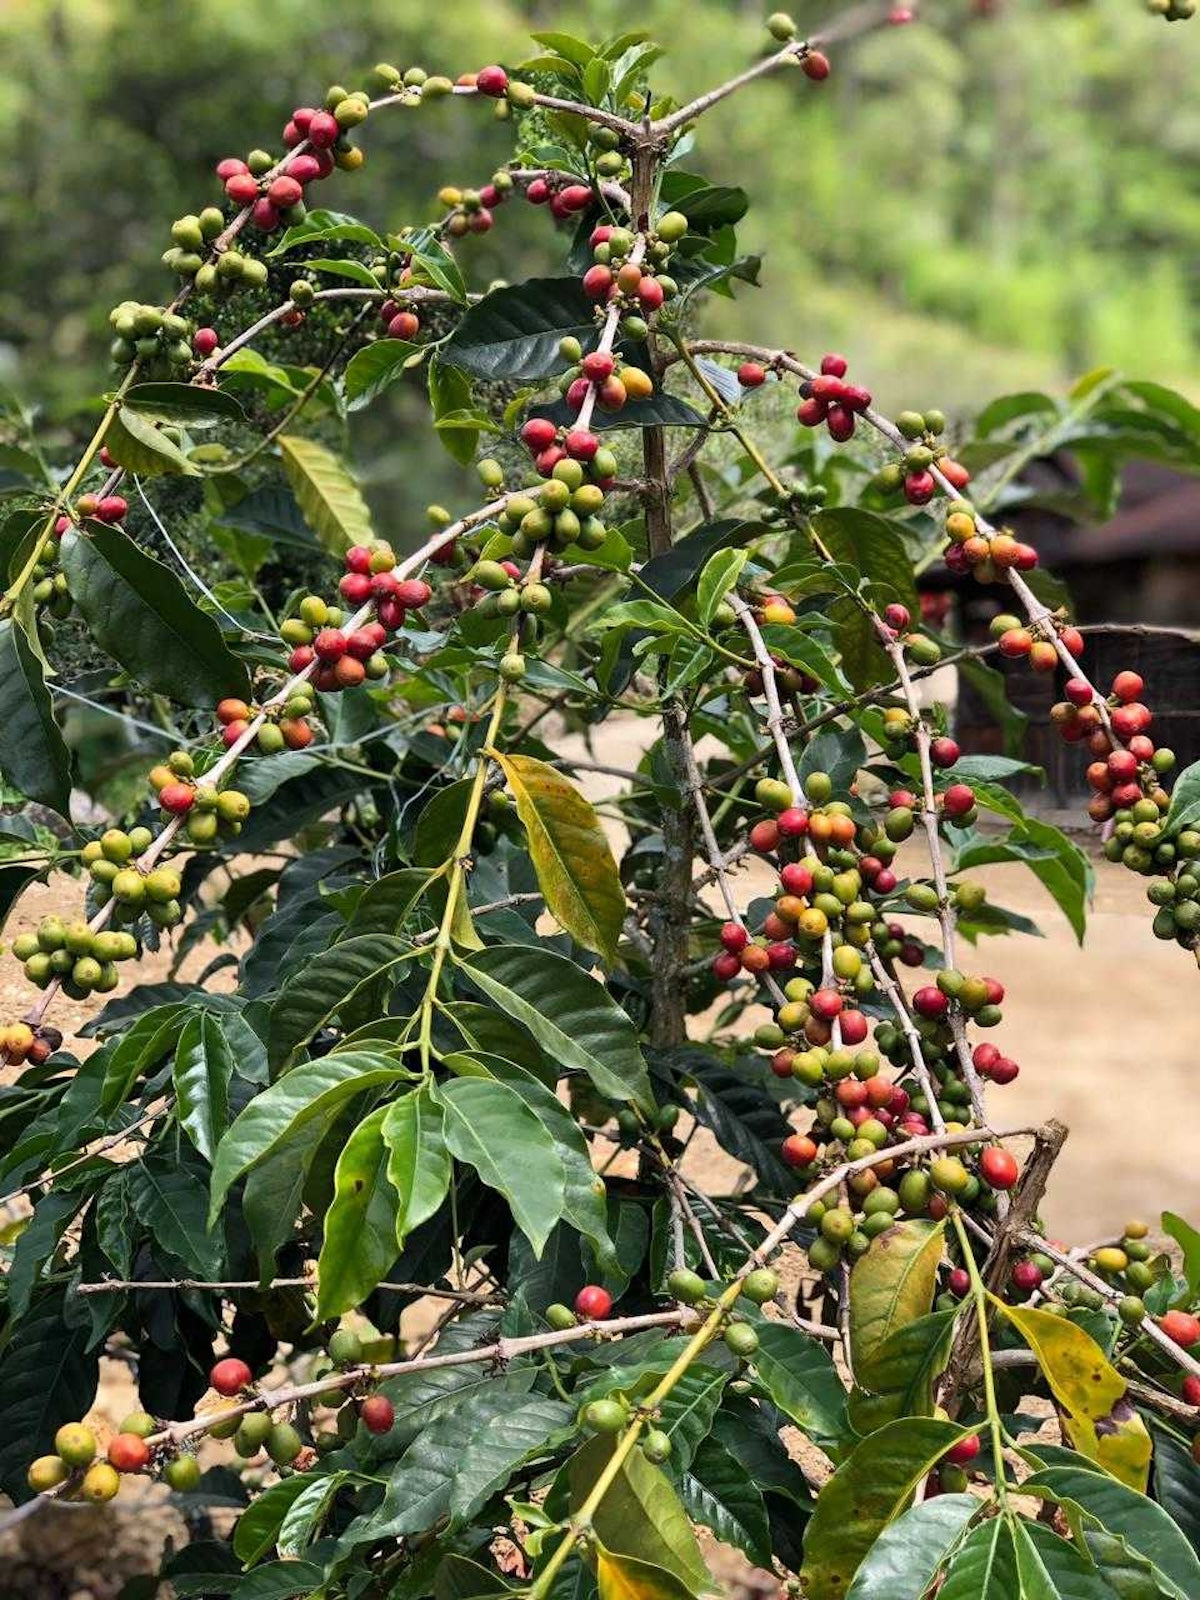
xmin=0 ymin=739 xmax=1189 ymax=1595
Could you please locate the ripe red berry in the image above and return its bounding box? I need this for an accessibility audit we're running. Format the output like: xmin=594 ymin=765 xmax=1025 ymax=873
xmin=780 ymin=862 xmax=814 ymax=896
xmin=582 ymin=265 xmax=613 ymax=299
xmin=96 ymin=495 xmax=128 ymax=523
xmin=520 ymin=418 xmax=558 ymax=452
xmin=394 ymin=579 xmax=432 ymax=610
xmin=216 ymin=698 xmax=250 ymax=726
xmin=942 ymin=784 xmax=975 ymax=817
xmin=810 ymin=988 xmax=844 ymax=1021
xmin=314 ymin=628 xmax=347 ymax=662
xmin=1182 ymin=1375 xmax=1200 ymax=1407
xmin=1112 ymin=702 xmax=1152 ymax=740
xmin=210 ymin=1357 xmax=253 ymax=1396
xmin=989 ymin=1056 xmax=1019 ymax=1085
xmin=777 ymin=807 xmax=809 ymax=837
xmin=766 ymin=941 xmax=796 ymax=971
xmin=288 ymin=646 xmax=315 ymax=672
xmin=802 ymin=49 xmax=831 ymax=79
xmin=582 ymin=352 xmax=615 ymax=382
xmin=948 ymin=1268 xmax=970 ymax=1297
xmin=980 ymin=1146 xmax=1019 ymax=1190
xmin=749 ymin=820 xmax=779 ymax=853
xmin=904 ymin=470 xmax=937 ymax=505
xmin=972 ymin=1042 xmax=1001 ymax=1072
xmin=346 ymin=627 xmax=383 ymax=661
xmin=281 ymin=718 xmax=314 ymax=749
xmin=819 ymin=353 xmax=848 ymax=378
xmin=720 ymin=922 xmax=749 ymax=954
xmin=939 ymin=459 xmax=971 ymax=490
xmin=782 ymin=1134 xmax=818 ymax=1168
xmin=912 ymin=986 xmax=949 ymax=1020
xmin=475 ymin=65 xmax=509 ymax=97
xmin=559 ymin=184 xmax=594 ymax=213
xmin=192 ymin=327 xmax=220 ymax=358
xmin=223 ymin=720 xmax=249 ymax=747
xmin=574 ymin=1285 xmax=613 ymax=1320
xmin=225 ymin=173 xmax=260 ymax=206
xmin=388 ymin=312 xmax=420 ymax=341
xmin=287 ymin=153 xmax=322 ymax=184
xmin=159 ymin=782 xmax=195 ymax=815
xmin=796 ymin=397 xmax=827 ymax=427
xmin=884 ymin=603 xmax=910 ymax=631
xmin=636 ymin=277 xmax=665 ymax=311
xmin=945 ymin=1433 xmax=981 ymax=1466
xmin=712 ymin=951 xmax=741 ymax=981
xmin=1159 ymin=1310 xmax=1200 ymax=1349
xmin=339 ymin=572 xmax=373 ymax=605
xmin=839 ymin=1009 xmax=869 ymax=1045
xmin=108 ymin=1433 xmax=151 ymax=1473
xmin=1112 ymin=670 xmax=1144 ymax=703
xmin=929 ymin=737 xmax=960 ymax=769
xmin=1011 ymin=1260 xmax=1043 ymax=1293
xmin=526 ymin=177 xmax=550 ymax=204
xmin=307 ymin=111 xmax=340 ymax=148
xmin=360 ymin=1394 xmax=395 ymax=1434
xmin=741 ymin=944 xmax=770 ymax=974
xmin=267 ymin=175 xmax=303 ymax=210
xmin=1065 ymin=679 xmax=1094 ymax=708
xmin=737 ymin=362 xmax=766 ymax=388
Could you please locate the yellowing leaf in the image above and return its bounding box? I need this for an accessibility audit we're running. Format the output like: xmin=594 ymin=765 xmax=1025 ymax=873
xmin=492 ymin=752 xmax=625 ymax=964
xmin=278 ymin=435 xmax=374 ymax=553
xmin=570 ymin=1436 xmax=710 ymax=1595
xmin=992 ymin=1298 xmax=1151 ymax=1490
xmin=850 ymin=1219 xmax=945 ymax=1380
xmin=597 ymin=1548 xmax=700 ymax=1600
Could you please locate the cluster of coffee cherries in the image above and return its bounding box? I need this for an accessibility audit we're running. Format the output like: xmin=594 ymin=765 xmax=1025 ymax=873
xmin=765 ymin=12 xmax=832 ymax=78
xmin=876 ymin=409 xmax=972 ymax=508
xmin=795 ymin=354 xmax=874 ymax=445
xmin=436 ymin=172 xmax=514 ymax=237
xmin=555 ymin=332 xmax=656 ymax=419
xmin=0 ymin=1021 xmax=59 ymax=1065
xmin=27 ymin=520 xmax=73 ymax=621
xmin=581 ymin=212 xmax=689 ymax=317
xmin=797 ymin=1141 xmax=1021 ymax=1280
xmin=214 ymin=693 xmax=311 ymax=755
xmin=990 ymin=608 xmax=1083 ymax=672
xmin=13 ymin=904 xmax=140 ymax=998
xmin=107 ymin=300 xmax=198 ymax=371
xmin=943 ymin=501 xmax=1039 ymax=579
xmin=145 ymin=751 xmax=251 ymax=848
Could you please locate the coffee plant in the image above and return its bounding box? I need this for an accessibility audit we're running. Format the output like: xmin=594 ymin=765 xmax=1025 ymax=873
xmin=2 ymin=7 xmax=1200 ymax=1598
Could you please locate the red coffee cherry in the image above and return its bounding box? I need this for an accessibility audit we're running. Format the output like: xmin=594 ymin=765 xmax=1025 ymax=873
xmin=948 ymin=1268 xmax=970 ymax=1297
xmin=749 ymin=819 xmax=780 ymax=853
xmin=810 ymin=988 xmax=843 ymax=1021
xmin=574 ymin=1285 xmax=613 ymax=1320
xmin=225 ymin=172 xmax=259 ymax=205
xmin=904 ymin=470 xmax=937 ymax=504
xmin=96 ymin=495 xmax=128 ymax=523
xmin=159 ymin=782 xmax=196 ymax=815
xmin=839 ymin=1009 xmax=869 ymax=1045
xmin=314 ymin=628 xmax=348 ymax=662
xmin=388 ymin=311 xmax=420 ymax=340
xmin=929 ymin=737 xmax=960 ymax=768
xmin=1159 ymin=1310 xmax=1200 ymax=1349
xmin=475 ymin=65 xmax=509 ymax=97
xmin=340 ymin=572 xmax=373 ymax=605
xmin=741 ymin=944 xmax=770 ymax=974
xmin=720 ymin=922 xmax=748 ymax=954
xmin=777 ymin=807 xmax=809 ymax=837
xmin=1011 ymin=1260 xmax=1044 ymax=1294
xmin=395 ymin=579 xmax=432 ymax=609
xmin=360 ymin=1395 xmax=396 ymax=1435
xmin=193 ymin=327 xmax=220 ymax=357
xmin=945 ymin=1433 xmax=981 ymax=1466
xmin=980 ymin=1146 xmax=1019 ymax=1190
xmin=1112 ymin=670 xmax=1144 ymax=703
xmin=1182 ymin=1375 xmax=1200 ymax=1407
xmin=820 ymin=353 xmax=848 ymax=377
xmin=738 ymin=362 xmax=766 ymax=387
xmin=287 ymin=153 xmax=323 ymax=184
xmin=912 ymin=986 xmax=948 ymax=1020
xmin=802 ymin=49 xmax=831 ymax=79
xmin=216 ymin=157 xmax=249 ymax=180
xmin=216 ymin=698 xmax=251 ymax=726
xmin=989 ymin=1056 xmax=1019 ymax=1085
xmin=108 ymin=1433 xmax=151 ymax=1473
xmin=942 ymin=784 xmax=975 ymax=817
xmin=520 ymin=418 xmax=558 ymax=452
xmin=712 ymin=951 xmax=741 ymax=981
xmin=307 ymin=111 xmax=340 ymax=148
xmin=782 ymin=1134 xmax=818 ymax=1168
xmin=210 ymin=1357 xmax=253 ymax=1396
xmin=780 ymin=862 xmax=814 ymax=896
xmin=884 ymin=603 xmax=910 ymax=630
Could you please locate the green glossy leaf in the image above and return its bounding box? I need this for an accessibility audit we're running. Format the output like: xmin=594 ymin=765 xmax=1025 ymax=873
xmin=60 ymin=523 xmax=250 ymax=706
xmin=845 ymin=1493 xmax=977 ymax=1599
xmin=1149 ymin=1418 xmax=1200 ymax=1559
xmin=276 ymin=1471 xmax=345 ymax=1558
xmin=444 ymin=278 xmax=595 ymax=381
xmin=683 ymin=1435 xmax=772 ymax=1568
xmin=0 ymin=617 xmax=72 ymax=813
xmin=938 ymin=1516 xmax=1019 ymax=1600
xmin=435 ymin=1076 xmax=565 ymax=1256
xmin=1162 ymin=1211 xmax=1200 ymax=1296
xmin=123 ymin=382 xmax=245 ymax=423
xmin=233 ymin=1472 xmax=325 ymax=1565
xmin=278 ymin=435 xmax=374 ymax=553
xmin=460 ymin=945 xmax=652 ymax=1108
xmin=955 ymin=817 xmax=1092 ymax=943
xmin=209 ymin=1050 xmax=409 ymax=1223
xmin=104 ymin=406 xmax=199 ymax=475
xmin=127 ymin=1153 xmax=222 ymax=1277
xmin=696 ymin=548 xmax=747 ymax=628
xmin=342 ymin=867 xmax=431 ymax=938
xmin=848 ymin=1309 xmax=956 ymax=1434
xmin=447 ymin=1395 xmax=574 ymax=1525
xmin=1012 ymin=1518 xmax=1111 ymax=1598
xmin=315 ymin=1105 xmax=399 ymax=1319
xmin=381 ymin=1089 xmax=451 ymax=1249
xmin=99 ymin=1003 xmax=188 ymax=1112
xmin=493 ymin=752 xmax=624 ymax=964
xmin=570 ymin=1435 xmax=709 ymax=1594
xmin=267 ymin=933 xmax=411 ymax=1068
xmin=1022 ymin=1464 xmax=1200 ymax=1599
xmin=0 ymin=1288 xmax=100 ymax=1500
xmin=850 ymin=1219 xmax=945 ymax=1378
xmin=343 ymin=338 xmax=423 ymax=410
xmin=752 ymin=1320 xmax=847 ymax=1447
xmin=267 ymin=209 xmax=382 ymax=255
xmin=800 ymin=1418 xmax=968 ymax=1600
xmin=173 ymin=1011 xmax=233 ymax=1163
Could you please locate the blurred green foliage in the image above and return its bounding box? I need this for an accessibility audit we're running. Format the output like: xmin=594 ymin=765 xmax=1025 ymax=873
xmin=0 ymin=0 xmax=1196 ymax=496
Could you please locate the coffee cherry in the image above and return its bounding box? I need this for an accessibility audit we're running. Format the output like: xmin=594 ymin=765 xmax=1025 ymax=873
xmin=266 ymin=1422 xmax=304 ymax=1466
xmin=162 ymin=1453 xmax=202 ymax=1491
xmin=360 ymin=1395 xmax=395 ymax=1435
xmin=741 ymin=1268 xmax=779 ymax=1304
xmin=28 ymin=1455 xmax=70 ymax=1493
xmin=782 ymin=1133 xmax=818 ymax=1168
xmin=546 ymin=1303 xmax=577 ymax=1330
xmin=159 ymin=782 xmax=195 ymax=815
xmin=210 ymin=1357 xmax=253 ymax=1396
xmin=1159 ymin=1310 xmax=1200 ymax=1349
xmin=945 ymin=1433 xmax=981 ymax=1466
xmin=642 ymin=1429 xmax=672 ymax=1464
xmin=108 ymin=1433 xmax=151 ymax=1473
xmin=120 ymin=1410 xmax=157 ymax=1438
xmin=80 ymin=1462 xmax=121 ymax=1503
xmin=802 ymin=49 xmax=831 ymax=79
xmin=575 ymin=1284 xmax=613 ymax=1320
xmin=724 ymin=1321 xmax=760 ymax=1357
xmin=667 ymin=1268 xmax=708 ymax=1304
xmin=738 ymin=362 xmax=766 ymax=388
xmin=584 ymin=1399 xmax=628 ymax=1434
xmin=328 ymin=1328 xmax=363 ymax=1367
xmin=1011 ymin=1260 xmax=1044 ymax=1293
xmin=980 ymin=1146 xmax=1018 ymax=1190
xmin=1182 ymin=1375 xmax=1200 ymax=1407
xmin=55 ymin=1423 xmax=97 ymax=1467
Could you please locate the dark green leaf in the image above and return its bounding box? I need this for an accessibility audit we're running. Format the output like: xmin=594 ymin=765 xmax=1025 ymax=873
xmin=683 ymin=1435 xmax=771 ymax=1568
xmin=443 ymin=278 xmax=596 ymax=381
xmin=344 ymin=338 xmax=423 ymax=410
xmin=128 ymin=1153 xmax=223 ymax=1277
xmin=60 ymin=524 xmax=250 ymax=706
xmin=381 ymin=1089 xmax=452 ymax=1249
xmin=0 ymin=618 xmax=72 ymax=813
xmin=173 ymin=1011 xmax=233 ymax=1164
xmin=316 ymin=1104 xmax=400 ymax=1318
xmin=0 ymin=1289 xmax=99 ymax=1500
xmin=752 ymin=1321 xmax=847 ymax=1448
xmin=845 ymin=1493 xmax=977 ymax=1599
xmin=435 ymin=1076 xmax=565 ymax=1256
xmin=267 ymin=934 xmax=412 ymax=1068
